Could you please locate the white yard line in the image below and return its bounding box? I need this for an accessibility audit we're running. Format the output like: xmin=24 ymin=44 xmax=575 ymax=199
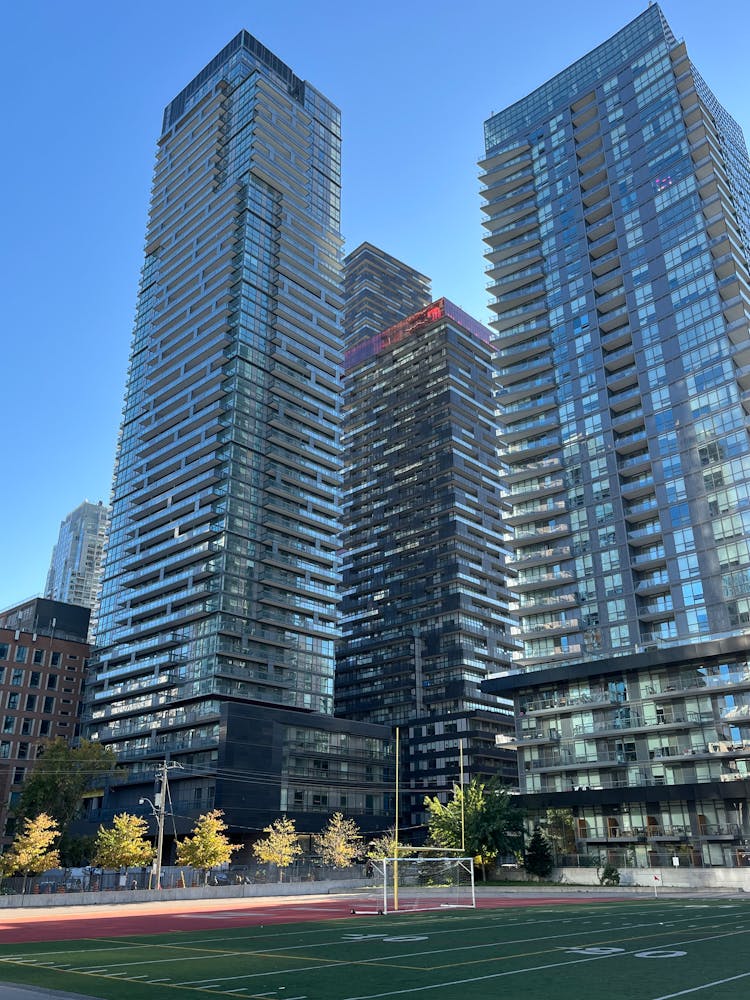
xmin=649 ymin=971 xmax=750 ymax=999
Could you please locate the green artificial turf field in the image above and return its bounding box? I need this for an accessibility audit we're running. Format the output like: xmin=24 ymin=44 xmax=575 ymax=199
xmin=2 ymin=899 xmax=750 ymax=1000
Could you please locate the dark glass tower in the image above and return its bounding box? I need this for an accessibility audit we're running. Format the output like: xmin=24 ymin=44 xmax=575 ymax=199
xmin=336 ymin=297 xmax=518 ymax=822
xmin=84 ymin=32 xmax=388 ymax=828
xmin=343 ymin=242 xmax=432 ymax=351
xmin=482 ymin=5 xmax=750 ymax=866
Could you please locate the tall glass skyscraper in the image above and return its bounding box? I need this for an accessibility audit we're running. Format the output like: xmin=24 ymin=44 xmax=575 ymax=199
xmin=337 ymin=294 xmax=518 ymax=822
xmin=482 ymin=5 xmax=750 ymax=866
xmin=45 ymin=500 xmax=110 ymax=641
xmin=86 ymin=33 xmax=351 ymax=818
xmin=343 ymin=242 xmax=432 ymax=352
xmin=482 ymin=4 xmax=750 ymax=667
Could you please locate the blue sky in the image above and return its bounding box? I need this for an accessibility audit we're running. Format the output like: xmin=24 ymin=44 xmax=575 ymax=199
xmin=1 ymin=1 xmax=749 ymax=611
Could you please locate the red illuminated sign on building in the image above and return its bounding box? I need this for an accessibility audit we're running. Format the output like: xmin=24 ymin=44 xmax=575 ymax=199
xmin=345 ymin=298 xmax=491 ymax=370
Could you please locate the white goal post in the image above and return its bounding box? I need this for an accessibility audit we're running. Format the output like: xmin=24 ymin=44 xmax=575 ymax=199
xmin=374 ymin=856 xmax=476 ymax=914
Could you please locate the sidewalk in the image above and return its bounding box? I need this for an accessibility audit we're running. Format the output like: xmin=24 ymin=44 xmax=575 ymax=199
xmin=0 ymin=987 xmax=100 ymax=1000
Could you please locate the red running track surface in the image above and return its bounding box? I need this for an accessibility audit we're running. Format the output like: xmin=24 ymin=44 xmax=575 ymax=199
xmin=0 ymin=894 xmax=607 ymax=944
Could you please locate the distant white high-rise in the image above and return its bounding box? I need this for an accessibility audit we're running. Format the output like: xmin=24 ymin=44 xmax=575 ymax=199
xmin=45 ymin=500 xmax=110 ymax=639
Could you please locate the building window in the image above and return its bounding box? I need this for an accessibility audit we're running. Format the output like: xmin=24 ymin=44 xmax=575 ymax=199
xmin=11 ymin=669 xmax=23 ymax=685
xmin=30 ymin=671 xmax=41 ymax=688
xmin=51 ymin=652 xmax=61 ymax=666
xmin=7 ymin=693 xmax=19 ymax=710
xmin=33 ymin=649 xmax=44 ymax=665
xmin=0 ymin=643 xmax=9 ymax=660
xmin=46 ymin=674 xmax=58 ymax=690
xmin=39 ymin=720 xmax=51 ymax=736
xmin=17 ymin=742 xmax=29 ymax=760
xmin=25 ymin=694 xmax=37 ymax=711
xmin=3 ymin=716 xmax=15 ymax=734
xmin=20 ymin=718 xmax=33 ymax=736
xmin=15 ymin=646 xmax=28 ymax=663
xmin=43 ymin=696 xmax=55 ymax=713
xmin=0 ymin=740 xmax=10 ymax=758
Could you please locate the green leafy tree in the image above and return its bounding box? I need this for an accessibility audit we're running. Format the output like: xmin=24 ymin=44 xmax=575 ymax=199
xmin=598 ymin=862 xmax=621 ymax=886
xmin=176 ymin=810 xmax=239 ymax=884
xmin=252 ymin=816 xmax=302 ymax=880
xmin=366 ymin=827 xmax=399 ymax=861
xmin=93 ymin=813 xmax=154 ymax=878
xmin=16 ymin=739 xmax=119 ymax=837
xmin=424 ymin=778 xmax=524 ymax=880
xmin=313 ymin=812 xmax=362 ymax=868
xmin=544 ymin=808 xmax=576 ymax=862
xmin=59 ymin=834 xmax=96 ymax=868
xmin=524 ymin=826 xmax=554 ymax=880
xmin=0 ymin=813 xmax=60 ymax=892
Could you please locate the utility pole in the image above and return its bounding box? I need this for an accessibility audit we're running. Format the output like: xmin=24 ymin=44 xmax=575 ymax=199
xmin=141 ymin=760 xmax=182 ymax=889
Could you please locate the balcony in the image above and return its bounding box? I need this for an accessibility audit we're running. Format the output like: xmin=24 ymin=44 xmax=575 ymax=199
xmin=638 ymin=601 xmax=674 ymax=621
xmin=600 ymin=324 xmax=633 ymax=352
xmin=506 ymin=544 xmax=571 ymax=569
xmin=615 ymin=428 xmax=647 ymax=455
xmin=492 ymin=261 xmax=545 ymax=297
xmin=495 ymin=333 xmax=552 ymax=366
xmin=491 ymin=300 xmax=549 ymax=333
xmin=591 ymin=248 xmax=620 ymax=277
xmin=506 ymin=499 xmax=567 ymax=526
xmin=618 ymin=447 xmax=651 ymax=473
xmin=577 ymin=146 xmax=605 ymax=176
xmin=611 ymin=405 xmax=644 ymax=432
xmin=599 ymin=304 xmax=630 ymax=332
xmin=635 ymin=573 xmax=670 ymax=595
xmin=508 ymin=521 xmax=571 ymax=545
xmin=503 ymin=456 xmax=562 ymax=485
xmin=504 ymin=433 xmax=561 ymax=462
xmin=627 ymin=521 xmax=663 ymax=547
xmin=624 ymin=495 xmax=659 ymax=521
xmin=631 ymin=547 xmax=666 ymax=569
xmin=487 ymin=246 xmax=544 ymax=282
xmin=499 ymin=371 xmax=557 ymax=404
xmin=608 ymin=383 xmax=642 ymax=412
xmin=506 ymin=475 xmax=565 ymax=502
xmin=501 ymin=412 xmax=560 ymax=444
xmin=515 ymin=591 xmax=577 ymax=615
xmin=514 ymin=570 xmax=575 ymax=593
xmin=620 ymin=473 xmax=655 ymax=500
xmin=607 ymin=364 xmax=638 ymax=393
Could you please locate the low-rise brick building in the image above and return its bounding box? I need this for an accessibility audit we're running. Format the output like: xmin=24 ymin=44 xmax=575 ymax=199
xmin=0 ymin=598 xmax=90 ymax=847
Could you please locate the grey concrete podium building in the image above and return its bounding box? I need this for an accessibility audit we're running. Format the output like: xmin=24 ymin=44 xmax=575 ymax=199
xmin=481 ymin=5 xmax=750 ymax=865
xmin=84 ymin=32 xmax=393 ymax=839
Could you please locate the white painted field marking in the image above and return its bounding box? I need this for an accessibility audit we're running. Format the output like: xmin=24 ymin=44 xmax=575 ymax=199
xmin=649 ymin=970 xmax=750 ymax=999
xmin=338 ymin=926 xmax=750 ymax=1000
xmin=171 ymin=915 xmax=739 ymax=989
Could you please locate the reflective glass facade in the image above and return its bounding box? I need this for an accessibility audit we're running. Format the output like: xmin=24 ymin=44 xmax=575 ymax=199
xmin=343 ymin=242 xmax=432 ymax=351
xmin=87 ymin=33 xmax=344 ymax=809
xmin=336 ymin=297 xmax=518 ymax=817
xmin=481 ymin=4 xmax=750 ymax=669
xmin=44 ymin=500 xmax=110 ymax=642
xmin=482 ymin=4 xmax=750 ymax=866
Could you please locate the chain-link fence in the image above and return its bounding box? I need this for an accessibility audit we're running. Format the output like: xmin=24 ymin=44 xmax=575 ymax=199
xmin=0 ymin=859 xmax=373 ymax=895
